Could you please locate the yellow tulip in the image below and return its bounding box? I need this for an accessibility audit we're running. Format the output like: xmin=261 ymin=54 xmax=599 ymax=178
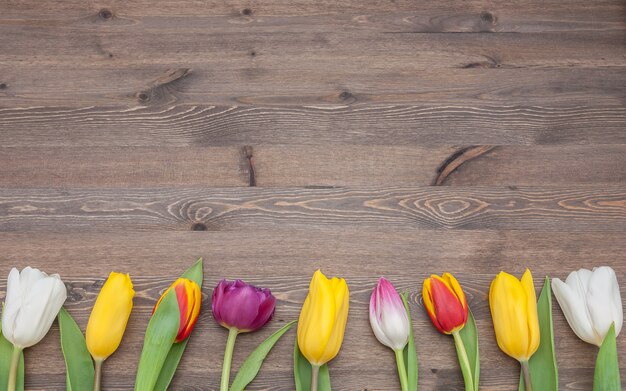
xmin=489 ymin=269 xmax=540 ymax=362
xmin=86 ymin=272 xmax=135 ymax=361
xmin=297 ymin=269 xmax=349 ymax=367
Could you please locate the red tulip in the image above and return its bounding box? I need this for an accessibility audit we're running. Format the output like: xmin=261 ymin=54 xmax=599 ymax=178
xmin=154 ymin=278 xmax=202 ymax=342
xmin=423 ymin=273 xmax=468 ymax=334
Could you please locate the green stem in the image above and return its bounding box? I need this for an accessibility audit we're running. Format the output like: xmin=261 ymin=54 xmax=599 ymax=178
xmin=394 ymin=348 xmax=410 ymax=391
xmin=452 ymin=331 xmax=474 ymax=391
xmin=93 ymin=359 xmax=103 ymax=391
xmin=521 ymin=360 xmax=533 ymax=391
xmin=220 ymin=327 xmax=239 ymax=391
xmin=7 ymin=345 xmax=22 ymax=391
xmin=311 ymin=364 xmax=320 ymax=391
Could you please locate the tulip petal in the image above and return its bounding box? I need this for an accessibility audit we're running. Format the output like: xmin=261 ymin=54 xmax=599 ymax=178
xmin=1 ymin=268 xmax=21 ymax=342
xmin=369 ymin=278 xmax=408 ymax=350
xmin=443 ymin=272 xmax=468 ymax=311
xmin=322 ymin=277 xmax=349 ymax=362
xmin=520 ymin=269 xmax=540 ymax=358
xmin=587 ymin=267 xmax=623 ymax=343
xmin=18 ymin=267 xmax=47 ymax=298
xmin=86 ymin=273 xmax=134 ymax=359
xmin=297 ymin=270 xmax=335 ymax=365
xmin=490 ymin=272 xmax=531 ymax=361
xmin=429 ymin=275 xmax=467 ymax=334
xmin=552 ymin=276 xmax=600 ymax=345
xmin=13 ymin=275 xmax=66 ymax=348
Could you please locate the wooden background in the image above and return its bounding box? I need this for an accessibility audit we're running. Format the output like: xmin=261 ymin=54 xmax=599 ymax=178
xmin=1 ymin=0 xmax=625 ymax=389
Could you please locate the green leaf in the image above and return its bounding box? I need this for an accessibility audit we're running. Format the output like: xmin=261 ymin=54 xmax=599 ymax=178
xmin=0 ymin=328 xmax=24 ymax=391
xmin=181 ymin=257 xmax=203 ymax=286
xmin=519 ymin=276 xmax=558 ymax=391
xmin=293 ymin=338 xmax=331 ymax=391
xmin=594 ymin=323 xmax=621 ymax=391
xmin=458 ymin=308 xmax=480 ymax=391
xmin=134 ymin=288 xmax=180 ymax=391
xmin=401 ymin=292 xmax=418 ymax=391
xmin=58 ymin=308 xmax=94 ymax=391
xmin=153 ymin=339 xmax=189 ymax=391
xmin=230 ymin=320 xmax=296 ymax=391
xmin=152 ymin=258 xmax=204 ymax=391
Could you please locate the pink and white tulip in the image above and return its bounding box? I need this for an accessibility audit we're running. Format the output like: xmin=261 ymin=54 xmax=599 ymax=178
xmin=369 ymin=277 xmax=410 ymax=351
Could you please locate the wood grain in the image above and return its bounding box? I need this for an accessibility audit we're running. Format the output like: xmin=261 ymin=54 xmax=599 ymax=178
xmin=2 ymin=66 xmax=624 ymax=106
xmin=0 ymin=187 xmax=624 ymax=232
xmin=3 ymin=28 xmax=625 ymax=69
xmin=2 ymin=105 xmax=625 ymax=147
xmin=0 ymin=0 xmax=625 ymax=389
xmin=1 ymin=145 xmax=624 ymax=187
xmin=1 ymin=0 xmax=624 ymax=33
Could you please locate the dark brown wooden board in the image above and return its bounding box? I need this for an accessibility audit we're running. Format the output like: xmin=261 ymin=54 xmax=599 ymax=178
xmin=0 ymin=0 xmax=624 ymax=389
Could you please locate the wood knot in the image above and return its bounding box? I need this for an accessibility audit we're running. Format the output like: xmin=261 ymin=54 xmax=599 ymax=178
xmin=249 ymin=50 xmax=256 ymax=57
xmin=339 ymin=91 xmax=353 ymax=101
xmin=191 ymin=222 xmax=208 ymax=231
xmin=243 ymin=146 xmax=256 ymax=186
xmin=242 ymin=8 xmax=252 ymax=15
xmin=99 ymin=8 xmax=113 ymax=20
xmin=0 ymin=83 xmax=6 ymax=90
xmin=137 ymin=92 xmax=150 ymax=103
xmin=480 ymin=11 xmax=494 ymax=23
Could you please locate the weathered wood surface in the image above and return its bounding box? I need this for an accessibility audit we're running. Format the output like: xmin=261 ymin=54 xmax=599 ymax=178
xmin=0 ymin=0 xmax=624 ymax=389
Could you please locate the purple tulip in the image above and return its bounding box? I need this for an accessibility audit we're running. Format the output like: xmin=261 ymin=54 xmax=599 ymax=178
xmin=212 ymin=279 xmax=276 ymax=332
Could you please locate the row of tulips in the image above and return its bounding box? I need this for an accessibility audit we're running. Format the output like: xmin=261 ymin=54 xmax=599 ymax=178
xmin=0 ymin=260 xmax=622 ymax=390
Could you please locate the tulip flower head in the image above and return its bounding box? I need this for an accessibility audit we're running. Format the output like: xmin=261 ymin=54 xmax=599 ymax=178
xmin=213 ymin=279 xmax=276 ymax=391
xmin=552 ymin=266 xmax=623 ymax=347
xmin=423 ymin=273 xmax=468 ymax=335
xmin=86 ymin=272 xmax=135 ymax=361
xmin=489 ymin=269 xmax=540 ymax=362
xmin=297 ymin=269 xmax=349 ymax=367
xmin=369 ymin=277 xmax=409 ymax=351
xmin=212 ymin=279 xmax=276 ymax=332
xmin=2 ymin=267 xmax=67 ymax=349
xmin=154 ymin=277 xmax=202 ymax=342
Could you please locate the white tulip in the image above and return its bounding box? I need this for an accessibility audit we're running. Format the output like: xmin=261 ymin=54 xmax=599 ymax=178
xmin=2 ymin=267 xmax=67 ymax=349
xmin=552 ymin=266 xmax=623 ymax=347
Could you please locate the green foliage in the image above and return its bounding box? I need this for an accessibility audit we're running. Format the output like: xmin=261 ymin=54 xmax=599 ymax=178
xmin=230 ymin=320 xmax=296 ymax=391
xmin=593 ymin=323 xmax=621 ymax=391
xmin=519 ymin=277 xmax=558 ymax=391
xmin=0 ymin=328 xmax=24 ymax=391
xmin=153 ymin=258 xmax=204 ymax=391
xmin=58 ymin=308 xmax=94 ymax=391
xmin=294 ymin=339 xmax=331 ymax=391
xmin=458 ymin=309 xmax=480 ymax=391
xmin=401 ymin=292 xmax=418 ymax=391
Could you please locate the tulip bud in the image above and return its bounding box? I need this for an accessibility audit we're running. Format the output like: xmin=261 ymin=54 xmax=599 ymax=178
xmin=86 ymin=272 xmax=135 ymax=361
xmin=489 ymin=269 xmax=540 ymax=362
xmin=552 ymin=266 xmax=623 ymax=347
xmin=1 ymin=267 xmax=67 ymax=349
xmin=2 ymin=267 xmax=67 ymax=391
xmin=423 ymin=273 xmax=468 ymax=334
xmin=212 ymin=279 xmax=276 ymax=332
xmin=297 ymin=269 xmax=349 ymax=367
xmin=154 ymin=277 xmax=202 ymax=342
xmin=369 ymin=277 xmax=409 ymax=351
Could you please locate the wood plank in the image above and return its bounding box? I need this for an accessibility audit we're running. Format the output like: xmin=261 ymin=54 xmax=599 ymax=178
xmin=2 ymin=28 xmax=624 ymax=69
xmin=1 ymin=66 xmax=624 ymax=106
xmin=0 ymin=187 xmax=624 ymax=232
xmin=1 ymin=0 xmax=623 ymax=34
xmin=1 ymin=105 xmax=625 ymax=147
xmin=1 ymin=230 xmax=624 ymax=389
xmin=1 ymin=145 xmax=624 ymax=187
